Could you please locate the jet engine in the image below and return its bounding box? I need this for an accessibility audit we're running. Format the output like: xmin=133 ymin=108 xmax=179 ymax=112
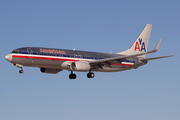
xmin=40 ymin=68 xmax=61 ymax=74
xmin=71 ymin=61 xmax=91 ymax=72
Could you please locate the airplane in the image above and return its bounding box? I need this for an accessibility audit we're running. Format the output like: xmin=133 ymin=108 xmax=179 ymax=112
xmin=5 ymin=24 xmax=173 ymax=79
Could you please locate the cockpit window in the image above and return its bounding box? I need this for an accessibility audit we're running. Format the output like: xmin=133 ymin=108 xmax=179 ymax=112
xmin=12 ymin=50 xmax=21 ymax=53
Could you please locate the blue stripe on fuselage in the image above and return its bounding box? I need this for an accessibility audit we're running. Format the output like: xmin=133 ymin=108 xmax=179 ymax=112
xmin=15 ymin=48 xmax=136 ymax=63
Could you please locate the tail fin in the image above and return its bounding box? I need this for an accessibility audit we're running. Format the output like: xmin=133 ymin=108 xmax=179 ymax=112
xmin=117 ymin=24 xmax=152 ymax=58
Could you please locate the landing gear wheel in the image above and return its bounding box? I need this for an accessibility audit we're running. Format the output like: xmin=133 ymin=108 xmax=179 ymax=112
xmin=87 ymin=72 xmax=95 ymax=78
xmin=19 ymin=70 xmax=24 ymax=74
xmin=69 ymin=71 xmax=77 ymax=79
xmin=72 ymin=74 xmax=76 ymax=79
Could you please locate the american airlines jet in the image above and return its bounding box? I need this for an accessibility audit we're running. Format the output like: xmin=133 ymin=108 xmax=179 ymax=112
xmin=5 ymin=24 xmax=173 ymax=79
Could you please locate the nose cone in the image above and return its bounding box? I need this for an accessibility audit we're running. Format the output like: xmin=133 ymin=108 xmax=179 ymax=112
xmin=5 ymin=54 xmax=12 ymax=62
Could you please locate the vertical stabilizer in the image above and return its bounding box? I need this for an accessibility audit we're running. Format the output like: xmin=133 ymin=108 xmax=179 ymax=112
xmin=117 ymin=24 xmax=152 ymax=58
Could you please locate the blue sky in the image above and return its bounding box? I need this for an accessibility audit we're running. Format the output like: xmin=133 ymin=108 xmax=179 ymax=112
xmin=0 ymin=0 xmax=179 ymax=120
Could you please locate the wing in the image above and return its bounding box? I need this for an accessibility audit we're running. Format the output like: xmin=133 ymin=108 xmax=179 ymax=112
xmin=89 ymin=49 xmax=158 ymax=68
xmin=89 ymin=39 xmax=173 ymax=69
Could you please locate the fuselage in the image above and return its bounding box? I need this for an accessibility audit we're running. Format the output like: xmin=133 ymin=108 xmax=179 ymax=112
xmin=5 ymin=47 xmax=145 ymax=72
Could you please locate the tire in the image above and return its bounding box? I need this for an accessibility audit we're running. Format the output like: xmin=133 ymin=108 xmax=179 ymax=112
xmin=19 ymin=70 xmax=24 ymax=74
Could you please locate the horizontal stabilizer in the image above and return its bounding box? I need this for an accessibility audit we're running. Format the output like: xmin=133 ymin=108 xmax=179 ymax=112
xmin=140 ymin=55 xmax=174 ymax=61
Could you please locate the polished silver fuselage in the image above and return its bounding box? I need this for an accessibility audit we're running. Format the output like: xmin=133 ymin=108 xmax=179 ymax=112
xmin=5 ymin=47 xmax=146 ymax=72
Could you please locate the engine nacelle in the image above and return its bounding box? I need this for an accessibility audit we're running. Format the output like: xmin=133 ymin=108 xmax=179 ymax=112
xmin=71 ymin=61 xmax=91 ymax=72
xmin=40 ymin=68 xmax=61 ymax=74
xmin=61 ymin=61 xmax=71 ymax=70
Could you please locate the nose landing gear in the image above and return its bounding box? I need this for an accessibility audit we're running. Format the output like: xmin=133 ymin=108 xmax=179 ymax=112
xmin=19 ymin=68 xmax=24 ymax=74
xmin=14 ymin=64 xmax=24 ymax=74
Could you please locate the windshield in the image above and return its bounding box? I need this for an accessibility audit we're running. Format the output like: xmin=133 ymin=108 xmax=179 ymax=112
xmin=12 ymin=50 xmax=22 ymax=53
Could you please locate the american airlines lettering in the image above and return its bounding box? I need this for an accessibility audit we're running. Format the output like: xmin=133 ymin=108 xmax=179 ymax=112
xmin=40 ymin=48 xmax=66 ymax=54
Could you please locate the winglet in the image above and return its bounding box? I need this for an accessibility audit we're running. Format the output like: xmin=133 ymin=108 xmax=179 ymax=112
xmin=151 ymin=39 xmax=162 ymax=52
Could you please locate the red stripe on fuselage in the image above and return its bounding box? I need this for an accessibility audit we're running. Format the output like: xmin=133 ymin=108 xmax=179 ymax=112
xmin=12 ymin=55 xmax=133 ymax=66
xmin=12 ymin=55 xmax=79 ymax=62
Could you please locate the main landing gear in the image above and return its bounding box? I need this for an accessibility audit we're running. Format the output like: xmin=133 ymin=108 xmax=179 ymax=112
xmin=69 ymin=71 xmax=76 ymax=79
xmin=69 ymin=71 xmax=95 ymax=79
xmin=87 ymin=72 xmax=95 ymax=78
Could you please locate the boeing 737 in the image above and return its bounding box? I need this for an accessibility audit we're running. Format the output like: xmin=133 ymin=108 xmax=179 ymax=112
xmin=5 ymin=24 xmax=173 ymax=79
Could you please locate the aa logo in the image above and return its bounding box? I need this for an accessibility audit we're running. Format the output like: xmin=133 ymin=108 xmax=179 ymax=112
xmin=134 ymin=38 xmax=146 ymax=52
